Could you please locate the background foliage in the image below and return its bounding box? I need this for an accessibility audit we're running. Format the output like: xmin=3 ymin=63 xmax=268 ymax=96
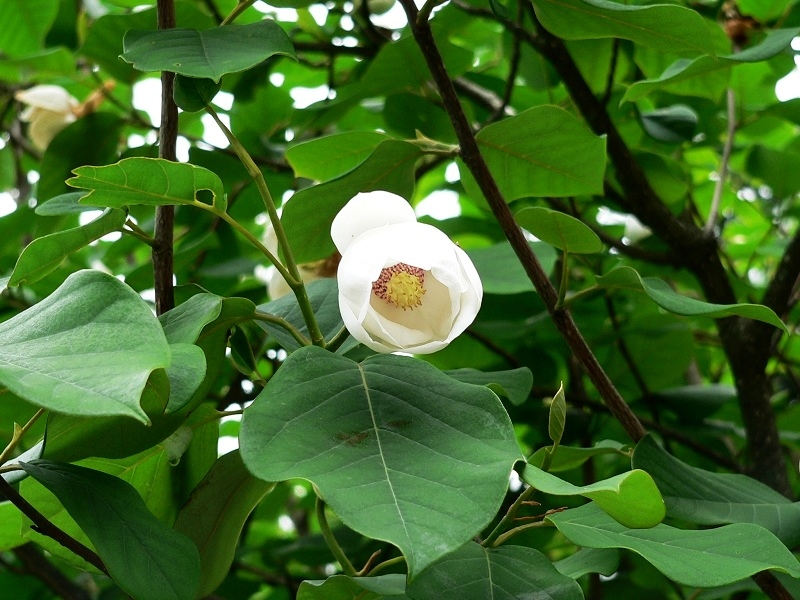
xmin=2 ymin=0 xmax=800 ymax=598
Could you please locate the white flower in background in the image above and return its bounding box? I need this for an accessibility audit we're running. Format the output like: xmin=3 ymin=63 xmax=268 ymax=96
xmin=263 ymin=221 xmax=338 ymax=300
xmin=15 ymin=85 xmax=80 ymax=150
xmin=332 ymin=191 xmax=482 ymax=354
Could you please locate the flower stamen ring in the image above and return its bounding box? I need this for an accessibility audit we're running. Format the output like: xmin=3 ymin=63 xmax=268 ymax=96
xmin=372 ymin=263 xmax=426 ymax=310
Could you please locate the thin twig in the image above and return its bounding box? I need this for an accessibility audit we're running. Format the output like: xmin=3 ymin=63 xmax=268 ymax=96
xmin=705 ymin=86 xmax=736 ymax=234
xmin=399 ymin=0 xmax=647 ymax=442
xmin=0 ymin=476 xmax=108 ymax=575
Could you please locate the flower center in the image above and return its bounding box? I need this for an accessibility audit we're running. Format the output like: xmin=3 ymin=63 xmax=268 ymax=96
xmin=372 ymin=263 xmax=426 ymax=310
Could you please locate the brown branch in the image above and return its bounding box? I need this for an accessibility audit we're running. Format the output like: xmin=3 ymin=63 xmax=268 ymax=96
xmin=398 ymin=0 xmax=646 ymax=443
xmin=12 ymin=544 xmax=92 ymax=600
xmin=153 ymin=0 xmax=177 ymax=316
xmin=0 ymin=476 xmax=107 ymax=575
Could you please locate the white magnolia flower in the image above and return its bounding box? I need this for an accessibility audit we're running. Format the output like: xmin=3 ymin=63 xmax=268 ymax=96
xmin=332 ymin=191 xmax=482 ymax=354
xmin=15 ymin=85 xmax=80 ymax=150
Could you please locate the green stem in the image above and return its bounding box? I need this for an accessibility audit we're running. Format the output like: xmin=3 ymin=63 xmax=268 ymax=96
xmin=221 ymin=0 xmax=257 ymax=25
xmin=316 ymin=496 xmax=357 ymax=576
xmin=0 ymin=409 xmax=45 ymax=466
xmin=123 ymin=220 xmax=155 ymax=246
xmin=561 ymin=284 xmax=600 ymax=309
xmin=417 ymin=0 xmax=449 ymax=23
xmin=492 ymin=520 xmax=549 ymax=547
xmin=253 ymin=311 xmax=312 ymax=347
xmin=365 ymin=555 xmax=406 ymax=576
xmin=204 ymin=107 xmax=326 ymax=347
xmin=481 ymin=484 xmax=536 ymax=547
xmin=325 ymin=325 xmax=350 ymax=353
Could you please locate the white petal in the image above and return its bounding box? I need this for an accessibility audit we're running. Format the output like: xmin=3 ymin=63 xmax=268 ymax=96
xmin=15 ymin=85 xmax=79 ymax=114
xmin=331 ymin=191 xmax=416 ymax=254
xmin=27 ymin=111 xmax=76 ymax=150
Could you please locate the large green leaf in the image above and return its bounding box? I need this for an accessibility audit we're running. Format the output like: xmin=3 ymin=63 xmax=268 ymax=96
xmin=471 ymin=106 xmax=606 ymax=200
xmin=595 ymin=266 xmax=787 ymax=331
xmin=240 ymin=346 xmax=522 ymax=578
xmin=8 ymin=208 xmax=126 ymax=287
xmin=406 ymin=542 xmax=583 ymax=600
xmin=623 ymin=28 xmax=800 ymax=102
xmin=68 ymin=158 xmax=226 ymax=211
xmin=554 ymin=547 xmax=619 ymax=579
xmin=282 ymin=140 xmax=423 ymax=264
xmin=0 ymin=48 xmax=74 ymax=83
xmin=547 ymin=502 xmax=800 ymax=588
xmin=515 ymin=206 xmax=604 ymax=254
xmin=174 ymin=451 xmax=274 ymax=598
xmin=20 ymin=460 xmax=201 ymax=600
xmin=465 ymin=241 xmax=557 ymax=294
xmin=122 ymin=20 xmax=296 ymax=81
xmin=522 ymin=465 xmax=665 ymax=529
xmin=746 ymin=144 xmax=800 ymax=200
xmin=0 ymin=270 xmax=170 ymax=423
xmin=532 ymin=0 xmax=714 ymax=56
xmin=632 ymin=435 xmax=800 ymax=547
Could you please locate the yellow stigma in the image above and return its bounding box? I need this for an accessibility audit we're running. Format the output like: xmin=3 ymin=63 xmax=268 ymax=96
xmin=372 ymin=263 xmax=426 ymax=310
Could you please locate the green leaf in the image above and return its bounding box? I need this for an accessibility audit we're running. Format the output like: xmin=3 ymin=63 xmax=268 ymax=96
xmin=0 ymin=48 xmax=74 ymax=82
xmin=121 ymin=20 xmax=296 ymax=82
xmin=465 ymin=241 xmax=557 ymax=294
xmin=406 ymin=542 xmax=583 ymax=600
xmin=532 ymin=0 xmax=714 ymax=56
xmin=651 ymin=384 xmax=735 ymax=422
xmin=747 ymin=145 xmax=800 ymax=200
xmin=0 ymin=270 xmax=170 ymax=423
xmin=623 ymin=28 xmax=800 ymax=102
xmin=632 ymin=434 xmax=800 ymax=547
xmin=8 ymin=208 xmax=126 ymax=287
xmin=282 ymin=140 xmax=423 ymax=263
xmin=640 ymin=105 xmax=699 ymax=143
xmin=173 ymin=75 xmax=222 ymax=112
xmin=473 ymin=106 xmax=606 ymax=200
xmin=528 ymin=440 xmax=627 ymax=473
xmin=522 ymin=465 xmax=665 ymax=529
xmin=554 ymin=547 xmax=620 ymax=579
xmin=547 ymin=502 xmax=800 ymax=588
xmin=444 ymin=367 xmax=533 ymax=406
xmin=0 ymin=0 xmax=59 ymax=57
xmin=163 ymin=343 xmax=206 ymax=413
xmin=299 ymin=574 xmax=408 ymax=599
xmin=595 ymin=266 xmax=787 ymax=331
xmin=240 ymin=346 xmax=522 ymax=578
xmin=286 ymin=131 xmax=390 ymax=181
xmin=20 ymin=460 xmax=201 ymax=600
xmin=515 ymin=207 xmax=604 ymax=254
xmin=256 ymin=278 xmax=342 ymax=352
xmin=174 ymin=451 xmax=274 ymax=598
xmin=35 ymin=192 xmax=101 ymax=215
xmin=548 ymin=382 xmax=567 ymax=448
xmin=68 ymin=157 xmax=226 ymax=211
xmin=159 ymin=293 xmax=224 ymax=345
xmin=738 ymin=0 xmax=793 ymax=21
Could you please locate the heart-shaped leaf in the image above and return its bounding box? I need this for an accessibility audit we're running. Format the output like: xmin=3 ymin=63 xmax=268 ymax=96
xmin=240 ymin=346 xmax=522 ymax=578
xmin=0 ymin=270 xmax=170 ymax=423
